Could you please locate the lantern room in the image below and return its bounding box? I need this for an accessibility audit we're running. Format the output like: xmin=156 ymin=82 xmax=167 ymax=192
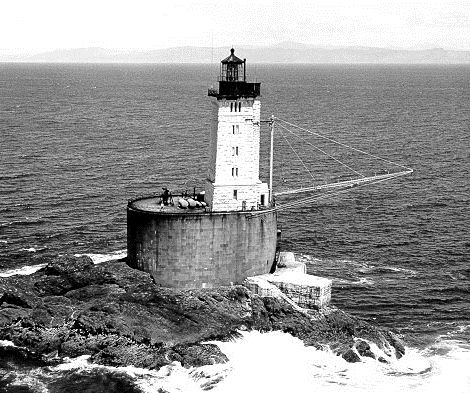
xmin=221 ymin=48 xmax=246 ymax=82
xmin=208 ymin=48 xmax=260 ymax=99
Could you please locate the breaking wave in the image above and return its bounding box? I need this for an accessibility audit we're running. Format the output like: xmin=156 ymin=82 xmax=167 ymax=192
xmin=2 ymin=331 xmax=470 ymax=392
xmin=0 ymin=250 xmax=127 ymax=277
xmin=74 ymin=249 xmax=127 ymax=264
xmin=0 ymin=263 xmax=47 ymax=278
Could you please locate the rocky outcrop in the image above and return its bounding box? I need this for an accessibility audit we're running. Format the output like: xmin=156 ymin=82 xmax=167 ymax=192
xmin=0 ymin=255 xmax=405 ymax=369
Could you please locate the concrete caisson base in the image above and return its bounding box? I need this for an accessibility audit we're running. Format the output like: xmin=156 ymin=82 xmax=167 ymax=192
xmin=127 ymin=201 xmax=277 ymax=289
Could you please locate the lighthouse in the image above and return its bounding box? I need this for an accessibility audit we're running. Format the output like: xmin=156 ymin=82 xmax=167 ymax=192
xmin=126 ymin=48 xmax=277 ymax=289
xmin=206 ymin=49 xmax=269 ymax=212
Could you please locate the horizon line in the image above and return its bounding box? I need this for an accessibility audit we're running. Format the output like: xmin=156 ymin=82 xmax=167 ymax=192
xmin=2 ymin=42 xmax=469 ymax=56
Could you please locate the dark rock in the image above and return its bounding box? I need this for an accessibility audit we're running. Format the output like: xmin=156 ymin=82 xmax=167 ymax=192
xmin=0 ymin=293 xmax=32 ymax=309
xmin=0 ymin=306 xmax=31 ymax=326
xmin=1 ymin=276 xmax=39 ymax=310
xmin=342 ymin=348 xmax=361 ymax=363
xmin=47 ymin=368 xmax=143 ymax=393
xmin=0 ymin=345 xmax=50 ymax=369
xmin=33 ymin=259 xmax=117 ymax=297
xmin=43 ymin=255 xmax=94 ymax=276
xmin=383 ymin=331 xmax=406 ymax=359
xmin=355 ymin=340 xmax=376 ymax=359
xmin=0 ymin=255 xmax=406 ymax=369
xmin=168 ymin=343 xmax=229 ymax=367
xmin=321 ymin=307 xmax=404 ymax=361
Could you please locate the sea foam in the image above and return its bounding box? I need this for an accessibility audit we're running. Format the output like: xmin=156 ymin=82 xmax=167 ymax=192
xmin=74 ymin=249 xmax=127 ymax=264
xmin=2 ymin=331 xmax=469 ymax=392
xmin=0 ymin=263 xmax=47 ymax=278
xmin=209 ymin=331 xmax=470 ymax=393
xmin=0 ymin=340 xmax=16 ymax=347
xmin=0 ymin=249 xmax=127 ymax=278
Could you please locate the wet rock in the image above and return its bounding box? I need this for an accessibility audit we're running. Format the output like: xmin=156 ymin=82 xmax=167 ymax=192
xmin=0 ymin=306 xmax=31 ymax=326
xmin=47 ymin=368 xmax=143 ymax=393
xmin=167 ymin=343 xmax=229 ymax=367
xmin=0 ymin=345 xmax=50 ymax=369
xmin=0 ymin=255 xmax=405 ymax=369
xmin=1 ymin=275 xmax=39 ymax=310
xmin=342 ymin=348 xmax=361 ymax=363
xmin=383 ymin=331 xmax=406 ymax=359
xmin=355 ymin=340 xmax=376 ymax=359
xmin=43 ymin=255 xmax=95 ymax=276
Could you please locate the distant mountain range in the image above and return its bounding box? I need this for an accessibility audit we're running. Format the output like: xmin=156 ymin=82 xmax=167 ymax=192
xmin=3 ymin=42 xmax=470 ymax=64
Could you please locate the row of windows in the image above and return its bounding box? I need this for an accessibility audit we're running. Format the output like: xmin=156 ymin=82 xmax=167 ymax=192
xmin=223 ymin=100 xmax=252 ymax=109
xmin=233 ymin=191 xmax=266 ymax=204
xmin=230 ymin=102 xmax=242 ymax=112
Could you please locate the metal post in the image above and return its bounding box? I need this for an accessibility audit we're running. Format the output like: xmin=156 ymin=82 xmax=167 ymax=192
xmin=269 ymin=115 xmax=274 ymax=204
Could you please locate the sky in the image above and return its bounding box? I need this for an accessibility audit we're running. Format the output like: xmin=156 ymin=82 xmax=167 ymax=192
xmin=1 ymin=0 xmax=469 ymax=55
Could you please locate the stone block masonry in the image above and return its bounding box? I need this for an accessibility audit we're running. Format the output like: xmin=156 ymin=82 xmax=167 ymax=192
xmin=127 ymin=199 xmax=278 ymax=289
xmin=264 ymin=272 xmax=332 ymax=310
xmin=245 ymin=252 xmax=332 ymax=310
xmin=206 ymin=96 xmax=268 ymax=212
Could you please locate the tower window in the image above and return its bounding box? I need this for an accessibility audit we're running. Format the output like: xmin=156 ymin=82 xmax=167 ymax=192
xmin=230 ymin=102 xmax=233 ymax=112
xmin=232 ymin=146 xmax=239 ymax=156
xmin=232 ymin=167 xmax=238 ymax=177
xmin=232 ymin=125 xmax=239 ymax=135
xmin=239 ymin=102 xmax=242 ymax=112
xmin=233 ymin=190 xmax=238 ymax=199
xmin=236 ymin=146 xmax=239 ymax=155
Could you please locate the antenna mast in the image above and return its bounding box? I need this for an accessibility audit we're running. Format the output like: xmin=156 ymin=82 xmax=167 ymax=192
xmin=269 ymin=115 xmax=275 ymax=203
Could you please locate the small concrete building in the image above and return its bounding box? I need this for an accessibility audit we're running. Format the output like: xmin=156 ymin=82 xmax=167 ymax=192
xmin=127 ymin=49 xmax=278 ymax=289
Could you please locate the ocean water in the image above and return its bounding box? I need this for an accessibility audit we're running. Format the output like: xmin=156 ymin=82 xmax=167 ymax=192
xmin=1 ymin=63 xmax=470 ymax=391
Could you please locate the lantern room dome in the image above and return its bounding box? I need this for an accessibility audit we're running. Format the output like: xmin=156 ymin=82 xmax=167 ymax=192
xmin=221 ymin=48 xmax=244 ymax=64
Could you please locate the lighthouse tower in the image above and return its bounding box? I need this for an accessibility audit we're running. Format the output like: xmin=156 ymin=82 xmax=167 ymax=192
xmin=206 ymin=48 xmax=269 ymax=212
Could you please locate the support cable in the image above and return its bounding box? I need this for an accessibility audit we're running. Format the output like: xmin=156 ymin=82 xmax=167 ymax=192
xmin=250 ymin=116 xmax=413 ymax=212
xmin=274 ymin=170 xmax=411 ymax=196
xmin=275 ymin=117 xmax=413 ymax=172
xmin=275 ymin=171 xmax=406 ymax=211
xmin=276 ymin=121 xmax=366 ymax=178
xmin=277 ymin=123 xmax=316 ymax=181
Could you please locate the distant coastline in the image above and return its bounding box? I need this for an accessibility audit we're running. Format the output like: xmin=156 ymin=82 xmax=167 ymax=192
xmin=2 ymin=42 xmax=470 ymax=64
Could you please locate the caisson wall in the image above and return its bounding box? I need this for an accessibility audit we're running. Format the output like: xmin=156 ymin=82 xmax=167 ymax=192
xmin=127 ymin=198 xmax=278 ymax=289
